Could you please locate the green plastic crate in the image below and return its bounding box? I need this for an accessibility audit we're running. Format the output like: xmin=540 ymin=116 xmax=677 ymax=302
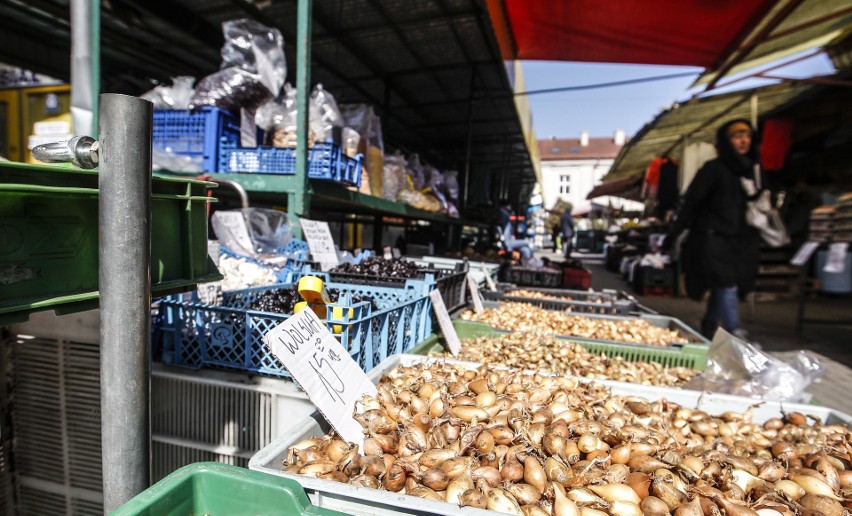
xmin=112 ymin=462 xmax=345 ymax=516
xmin=0 ymin=161 xmax=221 ymax=324
xmin=410 ymin=319 xmax=708 ymax=371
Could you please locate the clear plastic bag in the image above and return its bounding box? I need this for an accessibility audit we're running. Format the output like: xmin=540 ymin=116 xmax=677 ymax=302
xmin=406 ymin=154 xmax=426 ymax=191
xmin=683 ymin=328 xmax=825 ymax=402
xmin=382 ymin=152 xmax=408 ymax=202
xmin=310 ymin=84 xmax=343 ymax=143
xmin=189 ymin=19 xmax=285 ymax=113
xmin=423 ymin=164 xmax=448 ymax=211
xmin=443 ymin=170 xmax=460 ymax=204
xmin=256 ymin=84 xmax=324 ymax=147
xmin=189 ymin=66 xmax=272 ymax=113
xmin=210 ymin=208 xmax=293 ymax=258
xmin=220 ymin=19 xmax=286 ymax=96
xmin=152 ymin=147 xmax=203 ymax=173
xmin=141 ymin=76 xmax=195 ymax=109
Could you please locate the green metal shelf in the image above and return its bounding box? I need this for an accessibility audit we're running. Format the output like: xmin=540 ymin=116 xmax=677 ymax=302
xmin=204 ymin=172 xmax=486 ymax=227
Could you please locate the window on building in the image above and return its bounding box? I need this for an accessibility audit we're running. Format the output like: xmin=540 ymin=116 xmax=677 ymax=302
xmin=559 ymin=175 xmax=570 ymax=194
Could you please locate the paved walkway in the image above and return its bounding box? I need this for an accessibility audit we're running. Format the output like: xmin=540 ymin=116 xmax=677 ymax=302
xmin=543 ymin=250 xmax=852 ymax=415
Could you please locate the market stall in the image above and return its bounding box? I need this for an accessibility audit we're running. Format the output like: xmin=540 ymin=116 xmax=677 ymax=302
xmin=1 ymin=0 xmax=851 ymax=515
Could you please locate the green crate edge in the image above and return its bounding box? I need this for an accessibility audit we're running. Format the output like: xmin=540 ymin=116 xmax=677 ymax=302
xmin=111 ymin=462 xmax=345 ymax=516
xmin=0 ymin=161 xmax=220 ymax=322
xmin=410 ymin=320 xmax=708 ymax=371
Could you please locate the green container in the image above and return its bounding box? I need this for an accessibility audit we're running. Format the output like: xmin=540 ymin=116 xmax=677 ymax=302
xmin=112 ymin=462 xmax=346 ymax=516
xmin=0 ymin=161 xmax=221 ymax=325
xmin=411 ymin=320 xmax=708 ymax=371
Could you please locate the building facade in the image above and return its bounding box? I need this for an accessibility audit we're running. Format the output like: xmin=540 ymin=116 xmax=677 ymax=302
xmin=538 ymin=131 xmax=626 ymax=211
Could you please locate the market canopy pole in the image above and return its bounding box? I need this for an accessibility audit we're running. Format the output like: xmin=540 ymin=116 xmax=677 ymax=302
xmin=290 ymin=0 xmax=313 ymax=238
xmin=70 ymin=0 xmax=99 ymax=137
xmin=98 ymin=93 xmax=152 ymax=512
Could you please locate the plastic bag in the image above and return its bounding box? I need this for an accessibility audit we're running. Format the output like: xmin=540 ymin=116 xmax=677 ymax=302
xmin=189 ymin=19 xmax=285 ymax=112
xmin=256 ymin=84 xmax=324 ymax=147
xmin=220 ymin=19 xmax=286 ymax=96
xmin=683 ymin=328 xmax=825 ymax=402
xmin=382 ymin=152 xmax=408 ymax=202
xmin=443 ymin=170 xmax=460 ymax=204
xmin=311 ymin=84 xmax=343 ymax=143
xmin=406 ymin=154 xmax=426 ymax=190
xmin=141 ymin=76 xmax=195 ymax=109
xmin=152 ymin=147 xmax=203 ymax=173
xmin=423 ymin=164 xmax=448 ymax=211
xmin=189 ymin=67 xmax=272 ymax=113
xmin=340 ymin=104 xmax=384 ymax=196
xmin=210 ymin=208 xmax=293 ymax=258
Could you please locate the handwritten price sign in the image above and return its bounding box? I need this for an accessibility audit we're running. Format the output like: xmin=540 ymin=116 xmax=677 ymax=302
xmin=263 ymin=308 xmax=376 ymax=448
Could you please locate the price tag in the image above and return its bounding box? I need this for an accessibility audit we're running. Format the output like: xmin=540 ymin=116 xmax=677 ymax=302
xmin=392 ymin=248 xmax=401 ymax=259
xmin=300 ymin=219 xmax=340 ymax=271
xmin=430 ymin=290 xmax=461 ymax=355
xmin=481 ymin=264 xmax=497 ymax=291
xmin=212 ymin=211 xmax=254 ymax=255
xmin=790 ymin=241 xmax=819 ymax=266
xmin=824 ymin=242 xmax=849 ymax=274
xmin=382 ymin=246 xmax=393 ymax=260
xmin=196 ymin=282 xmax=223 ymax=306
xmin=263 ymin=308 xmax=376 ymax=449
xmin=467 ymin=273 xmax=484 ymax=313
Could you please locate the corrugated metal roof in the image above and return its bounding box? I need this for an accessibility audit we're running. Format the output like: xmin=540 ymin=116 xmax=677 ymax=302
xmin=0 ymin=0 xmax=538 ymax=206
xmin=696 ymin=0 xmax=852 ymax=88
xmin=607 ymin=81 xmax=814 ymax=181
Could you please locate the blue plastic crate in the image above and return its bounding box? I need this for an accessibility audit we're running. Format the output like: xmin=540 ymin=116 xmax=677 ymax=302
xmin=153 ymin=108 xmax=242 ymax=173
xmin=218 ymin=140 xmax=363 ymax=187
xmin=156 ymin=276 xmax=433 ymax=378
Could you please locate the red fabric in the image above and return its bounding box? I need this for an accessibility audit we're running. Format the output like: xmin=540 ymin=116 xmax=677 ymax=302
xmin=645 ymin=157 xmax=665 ymax=187
xmin=563 ymin=267 xmax=592 ymax=290
xmin=497 ymin=0 xmax=775 ymax=66
xmin=761 ymin=118 xmax=794 ymax=171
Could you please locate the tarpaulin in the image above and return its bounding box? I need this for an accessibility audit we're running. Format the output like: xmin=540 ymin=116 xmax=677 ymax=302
xmin=487 ymin=0 xmax=776 ymax=67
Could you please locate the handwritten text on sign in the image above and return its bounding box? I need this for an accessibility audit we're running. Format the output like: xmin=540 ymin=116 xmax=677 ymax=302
xmin=263 ymin=309 xmax=376 ymax=448
xmin=300 ymin=219 xmax=340 ymax=271
xmin=430 ymin=289 xmax=461 ymax=355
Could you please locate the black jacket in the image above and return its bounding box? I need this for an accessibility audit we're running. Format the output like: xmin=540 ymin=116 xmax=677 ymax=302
xmin=668 ymin=120 xmax=761 ymax=300
xmin=561 ymin=211 xmax=574 ymax=237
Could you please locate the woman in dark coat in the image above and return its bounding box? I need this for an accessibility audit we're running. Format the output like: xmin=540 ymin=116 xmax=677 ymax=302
xmin=666 ymin=119 xmax=761 ymax=338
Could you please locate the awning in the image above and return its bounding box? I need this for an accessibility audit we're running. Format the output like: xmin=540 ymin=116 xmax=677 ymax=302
xmin=586 ymin=175 xmax=644 ymax=200
xmin=607 ymin=80 xmax=815 ymax=181
xmin=695 ymin=0 xmax=852 ymax=88
xmin=486 ymin=0 xmax=776 ymax=66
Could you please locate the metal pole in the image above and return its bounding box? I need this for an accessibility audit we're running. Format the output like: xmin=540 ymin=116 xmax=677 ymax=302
xmin=462 ymin=66 xmax=477 ymax=211
xmin=214 ymin=178 xmax=250 ymax=209
xmin=291 ymin=0 xmax=313 ymax=238
xmin=98 ymin=93 xmax=152 ymax=513
xmin=70 ymin=0 xmax=100 ymax=137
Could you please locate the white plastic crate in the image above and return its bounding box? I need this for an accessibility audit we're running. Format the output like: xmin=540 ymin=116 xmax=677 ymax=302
xmin=250 ymin=354 xmax=852 ymax=516
xmin=3 ymin=309 xmax=316 ymax=514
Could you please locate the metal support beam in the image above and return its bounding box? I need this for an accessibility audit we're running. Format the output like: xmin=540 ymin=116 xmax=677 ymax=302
xmin=98 ymin=93 xmax=152 ymax=513
xmin=291 ymin=0 xmax=313 ymax=237
xmin=70 ymin=0 xmax=99 ymax=138
xmin=462 ymin=66 xmax=477 ymax=212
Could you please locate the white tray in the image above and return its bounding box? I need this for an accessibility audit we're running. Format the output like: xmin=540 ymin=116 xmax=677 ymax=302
xmin=249 ymin=354 xmax=851 ymax=516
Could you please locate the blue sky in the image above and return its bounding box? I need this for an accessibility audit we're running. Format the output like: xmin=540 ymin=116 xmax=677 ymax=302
xmin=521 ymin=52 xmax=836 ymax=140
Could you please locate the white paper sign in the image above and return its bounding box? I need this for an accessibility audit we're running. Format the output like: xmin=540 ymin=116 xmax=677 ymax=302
xmin=467 ymin=273 xmax=484 ymax=313
xmin=481 ymin=264 xmax=497 ymax=291
xmin=392 ymin=248 xmax=401 ymax=259
xmin=212 ymin=211 xmax=254 ymax=255
xmin=824 ymin=242 xmax=849 ymax=274
xmin=263 ymin=308 xmax=376 ymax=449
xmin=382 ymin=246 xmax=393 ymax=260
xmin=430 ymin=289 xmax=461 ymax=355
xmin=300 ymin=219 xmax=340 ymax=271
xmin=790 ymin=241 xmax=819 ymax=266
xmin=197 ymin=282 xmax=223 ymax=306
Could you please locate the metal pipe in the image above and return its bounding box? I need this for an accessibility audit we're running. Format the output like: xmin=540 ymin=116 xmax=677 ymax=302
xmin=214 ymin=178 xmax=250 ymax=209
xmin=98 ymin=93 xmax=152 ymax=513
xmin=290 ymin=0 xmax=313 ymax=237
xmin=70 ymin=0 xmax=100 ymax=137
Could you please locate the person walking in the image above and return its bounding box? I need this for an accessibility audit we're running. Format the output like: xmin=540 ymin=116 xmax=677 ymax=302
xmin=551 ymin=224 xmax=561 ymax=252
xmin=561 ymin=209 xmax=574 ymax=259
xmin=664 ymin=119 xmax=761 ymax=339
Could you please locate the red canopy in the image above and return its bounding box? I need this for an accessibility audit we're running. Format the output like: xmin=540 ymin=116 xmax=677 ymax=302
xmin=487 ymin=0 xmax=776 ymax=67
